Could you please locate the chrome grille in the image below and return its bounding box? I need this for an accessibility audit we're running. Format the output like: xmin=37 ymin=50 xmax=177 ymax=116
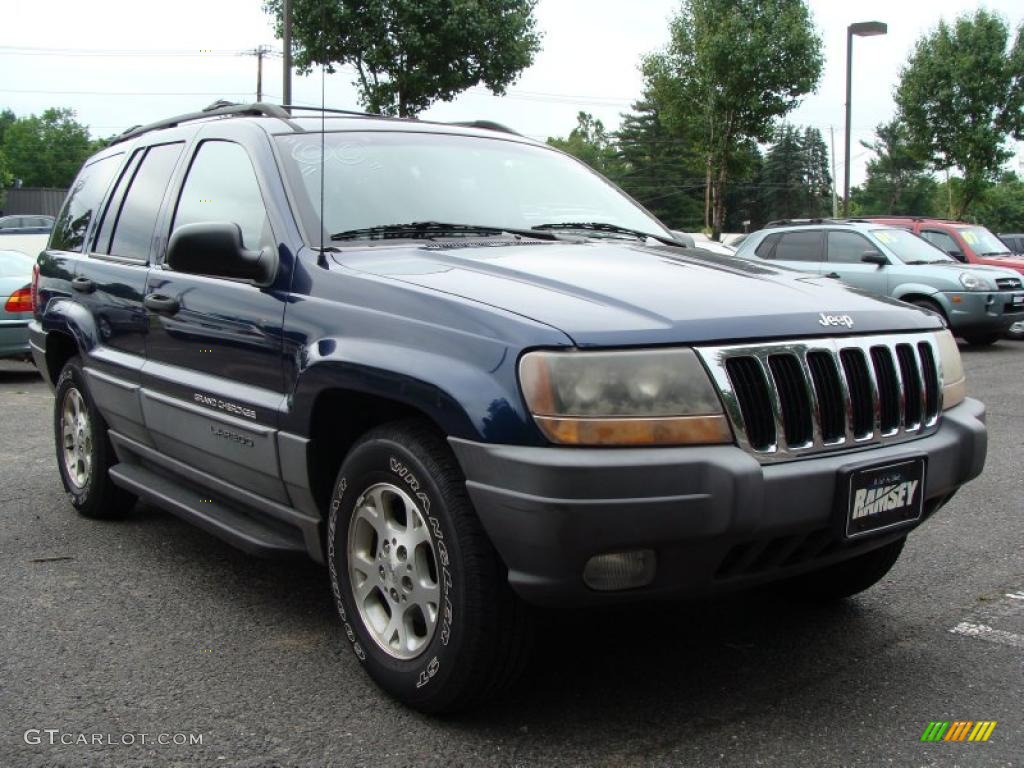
xmin=996 ymin=277 xmax=1022 ymax=290
xmin=696 ymin=333 xmax=943 ymax=462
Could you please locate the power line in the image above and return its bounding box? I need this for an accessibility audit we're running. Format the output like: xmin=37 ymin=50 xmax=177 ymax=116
xmin=0 ymin=88 xmax=255 ymax=96
xmin=0 ymin=45 xmax=277 ymax=58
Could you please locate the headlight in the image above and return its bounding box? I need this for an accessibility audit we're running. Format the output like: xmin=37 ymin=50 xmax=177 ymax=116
xmin=934 ymin=330 xmax=966 ymax=409
xmin=518 ymin=348 xmax=732 ymax=446
xmin=958 ymin=272 xmax=993 ymax=291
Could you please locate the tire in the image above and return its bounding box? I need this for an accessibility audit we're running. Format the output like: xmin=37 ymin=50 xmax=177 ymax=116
xmin=326 ymin=419 xmax=532 ymax=714
xmin=785 ymin=537 xmax=906 ymax=601
xmin=908 ymin=297 xmax=946 ymax=320
xmin=53 ymin=356 xmax=136 ymax=519
xmin=962 ymin=333 xmax=1000 ymax=347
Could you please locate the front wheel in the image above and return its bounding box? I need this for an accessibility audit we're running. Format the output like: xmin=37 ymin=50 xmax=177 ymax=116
xmin=784 ymin=537 xmax=906 ymax=601
xmin=327 ymin=420 xmax=532 ymax=713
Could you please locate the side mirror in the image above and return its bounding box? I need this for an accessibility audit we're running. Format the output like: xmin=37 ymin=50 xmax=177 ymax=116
xmin=861 ymin=250 xmax=888 ymax=266
xmin=166 ymin=222 xmax=276 ymax=286
xmin=947 ymin=249 xmax=965 ymax=262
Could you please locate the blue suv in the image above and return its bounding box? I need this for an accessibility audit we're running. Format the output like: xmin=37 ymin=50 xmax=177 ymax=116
xmin=31 ymin=103 xmax=988 ymax=712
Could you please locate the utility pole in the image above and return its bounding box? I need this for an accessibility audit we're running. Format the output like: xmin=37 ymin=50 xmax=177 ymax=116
xmin=282 ymin=0 xmax=292 ymax=109
xmin=829 ymin=126 xmax=839 ymax=218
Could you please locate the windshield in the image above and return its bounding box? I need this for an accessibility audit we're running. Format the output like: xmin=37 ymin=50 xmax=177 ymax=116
xmin=871 ymin=228 xmax=953 ymax=264
xmin=956 ymin=225 xmax=1011 ymax=256
xmin=277 ymin=131 xmax=671 ymax=243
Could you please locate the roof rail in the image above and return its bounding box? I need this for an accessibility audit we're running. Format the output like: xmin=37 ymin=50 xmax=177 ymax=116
xmin=279 ymin=104 xmax=379 ymax=118
xmin=447 ymin=120 xmax=521 ymax=136
xmin=764 ymin=217 xmax=849 ymax=228
xmin=109 ymin=101 xmax=304 ymax=145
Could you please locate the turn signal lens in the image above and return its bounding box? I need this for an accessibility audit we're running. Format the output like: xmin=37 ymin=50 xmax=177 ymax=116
xmin=934 ymin=330 xmax=966 ymax=409
xmin=4 ymin=285 xmax=32 ymax=314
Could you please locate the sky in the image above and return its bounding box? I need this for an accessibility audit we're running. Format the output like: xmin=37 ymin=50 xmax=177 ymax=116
xmin=2 ymin=0 xmax=1022 ymax=187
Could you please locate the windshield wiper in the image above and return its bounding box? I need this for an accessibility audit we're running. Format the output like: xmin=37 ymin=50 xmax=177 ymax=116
xmin=979 ymin=251 xmax=1011 ymax=257
xmin=330 ymin=221 xmax=556 ymax=242
xmin=904 ymin=259 xmax=946 ymax=265
xmin=532 ymin=221 xmax=679 ymax=246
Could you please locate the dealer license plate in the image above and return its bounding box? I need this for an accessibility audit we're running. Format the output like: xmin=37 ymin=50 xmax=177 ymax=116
xmin=844 ymin=457 xmax=926 ymax=538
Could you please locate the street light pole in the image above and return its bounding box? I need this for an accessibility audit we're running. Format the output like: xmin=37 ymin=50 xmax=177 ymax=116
xmin=843 ymin=20 xmax=887 ymax=216
xmin=282 ymin=0 xmax=292 ymax=109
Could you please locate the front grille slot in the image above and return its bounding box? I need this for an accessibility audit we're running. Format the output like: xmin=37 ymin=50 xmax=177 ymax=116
xmin=870 ymin=346 xmax=901 ymax=433
xmin=895 ymin=343 xmax=923 ymax=427
xmin=725 ymin=357 xmax=775 ymax=450
xmin=840 ymin=348 xmax=873 ymax=438
xmin=918 ymin=342 xmax=939 ymax=420
xmin=996 ymin=277 xmax=1021 ymax=290
xmin=806 ymin=351 xmax=845 ymax=442
xmin=767 ymin=354 xmax=812 ymax=446
xmin=699 ymin=332 xmax=942 ymax=463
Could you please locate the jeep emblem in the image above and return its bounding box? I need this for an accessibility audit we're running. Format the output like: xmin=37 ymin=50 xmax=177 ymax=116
xmin=819 ymin=313 xmax=854 ymax=328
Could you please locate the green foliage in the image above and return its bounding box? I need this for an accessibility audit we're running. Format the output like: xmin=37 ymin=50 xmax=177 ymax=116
xmin=264 ymin=0 xmax=541 ymax=117
xmin=850 ymin=119 xmax=937 ymax=216
xmin=547 ymin=112 xmax=618 ymax=177
xmin=964 ymin=173 xmax=1024 ymax=232
xmin=761 ymin=124 xmax=831 ymax=221
xmin=1 ymin=108 xmax=96 ymax=188
xmin=895 ymin=9 xmax=1024 ymax=218
xmin=643 ymin=0 xmax=823 ymax=238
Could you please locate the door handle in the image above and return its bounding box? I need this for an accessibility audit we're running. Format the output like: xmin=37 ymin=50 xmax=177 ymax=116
xmin=144 ymin=293 xmax=180 ymax=315
xmin=71 ymin=277 xmax=95 ymax=293
xmin=824 ymin=272 xmax=841 ymax=279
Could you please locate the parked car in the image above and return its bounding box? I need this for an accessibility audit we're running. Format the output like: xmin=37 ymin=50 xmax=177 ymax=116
xmin=0 ymin=249 xmax=35 ymax=359
xmin=997 ymin=233 xmax=1024 ymax=255
xmin=0 ymin=214 xmax=54 ymax=235
xmin=865 ymin=217 xmax=1024 ymax=276
xmin=33 ymin=103 xmax=987 ymax=713
xmin=735 ymin=220 xmax=1024 ymax=346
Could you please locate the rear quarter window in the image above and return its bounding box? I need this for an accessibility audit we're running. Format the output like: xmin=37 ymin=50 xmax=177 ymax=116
xmin=50 ymin=153 xmax=124 ymax=253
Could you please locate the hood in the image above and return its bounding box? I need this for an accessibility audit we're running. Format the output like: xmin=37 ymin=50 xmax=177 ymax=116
xmin=333 ymin=240 xmax=943 ymax=347
xmin=976 ymin=254 xmax=1024 ymax=273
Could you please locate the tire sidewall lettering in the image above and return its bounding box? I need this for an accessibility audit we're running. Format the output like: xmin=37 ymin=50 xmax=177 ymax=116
xmin=328 ymin=448 xmax=454 ymax=690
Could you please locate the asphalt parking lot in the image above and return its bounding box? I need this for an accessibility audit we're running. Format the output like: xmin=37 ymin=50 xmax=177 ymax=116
xmin=0 ymin=345 xmax=1021 ymax=768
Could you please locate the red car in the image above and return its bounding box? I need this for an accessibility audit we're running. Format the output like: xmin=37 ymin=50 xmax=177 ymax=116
xmin=866 ymin=217 xmax=1024 ymax=276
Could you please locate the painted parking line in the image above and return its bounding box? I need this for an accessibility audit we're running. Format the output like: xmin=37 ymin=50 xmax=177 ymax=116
xmin=948 ymin=588 xmax=1024 ymax=651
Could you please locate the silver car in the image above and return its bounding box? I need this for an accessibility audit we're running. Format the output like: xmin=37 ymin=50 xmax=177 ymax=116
xmin=0 ymin=250 xmax=34 ymax=359
xmin=735 ymin=221 xmax=1024 ymax=346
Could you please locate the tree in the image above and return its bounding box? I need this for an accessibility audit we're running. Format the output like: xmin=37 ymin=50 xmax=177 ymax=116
xmin=760 ymin=124 xmax=831 ymax=222
xmin=643 ymin=0 xmax=823 ymax=239
xmin=2 ymin=108 xmax=97 ymax=188
xmin=851 ymin=119 xmax=937 ymax=216
xmin=264 ymin=0 xmax=541 ymax=117
xmin=968 ymin=173 xmax=1024 ymax=233
xmin=547 ymin=112 xmax=619 ymax=177
xmin=895 ymin=10 xmax=1024 ymax=218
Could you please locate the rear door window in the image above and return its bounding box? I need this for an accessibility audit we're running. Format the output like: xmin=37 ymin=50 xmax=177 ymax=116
xmin=773 ymin=231 xmax=824 ymax=262
xmin=101 ymin=142 xmax=184 ymax=262
xmin=50 ymin=153 xmax=123 ymax=252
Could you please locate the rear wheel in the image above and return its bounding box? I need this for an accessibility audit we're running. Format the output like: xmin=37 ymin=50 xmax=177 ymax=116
xmin=53 ymin=356 xmax=136 ymax=519
xmin=785 ymin=538 xmax=906 ymax=601
xmin=327 ymin=419 xmax=532 ymax=713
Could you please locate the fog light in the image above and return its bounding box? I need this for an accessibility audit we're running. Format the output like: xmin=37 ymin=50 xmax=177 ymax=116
xmin=583 ymin=550 xmax=656 ymax=591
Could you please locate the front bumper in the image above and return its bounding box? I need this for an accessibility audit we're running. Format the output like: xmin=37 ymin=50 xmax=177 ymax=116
xmin=450 ymin=398 xmax=987 ymax=605
xmin=941 ymin=291 xmax=1024 ymax=334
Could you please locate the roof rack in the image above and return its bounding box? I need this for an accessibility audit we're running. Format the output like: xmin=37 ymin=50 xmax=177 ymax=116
xmin=279 ymin=104 xmax=379 ymax=118
xmin=109 ymin=101 xmax=304 ymax=145
xmin=764 ymin=217 xmax=851 ymax=228
xmin=446 ymin=120 xmax=521 ymax=136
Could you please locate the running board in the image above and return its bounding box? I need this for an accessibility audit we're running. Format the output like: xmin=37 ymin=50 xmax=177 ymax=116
xmin=109 ymin=463 xmax=306 ymax=558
